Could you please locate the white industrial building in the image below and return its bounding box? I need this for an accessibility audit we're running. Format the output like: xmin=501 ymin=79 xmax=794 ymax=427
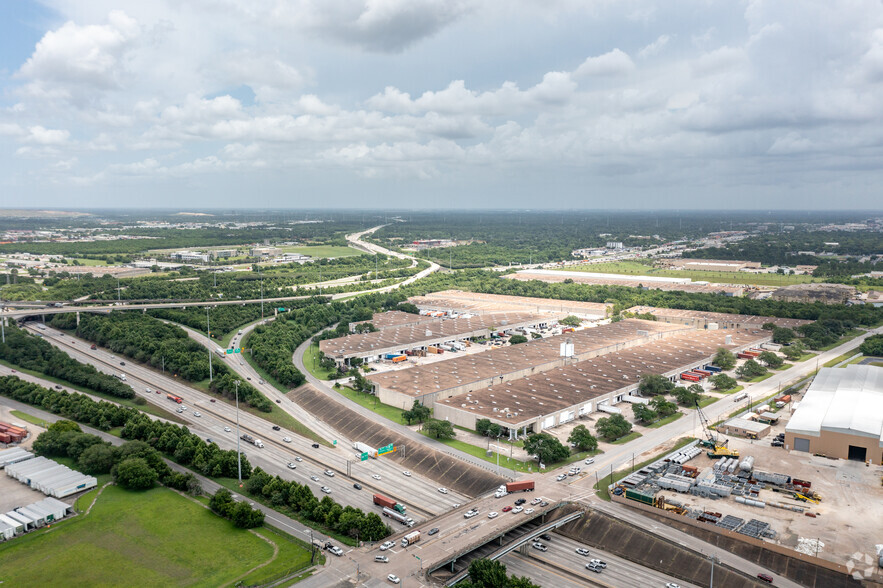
xmin=785 ymin=365 xmax=883 ymax=463
xmin=5 ymin=456 xmax=97 ymax=498
xmin=0 ymin=447 xmax=34 ymax=468
xmin=0 ymin=497 xmax=73 ymax=540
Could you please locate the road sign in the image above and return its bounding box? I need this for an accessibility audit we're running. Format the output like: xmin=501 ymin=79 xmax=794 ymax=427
xmin=360 ymin=452 xmax=369 ymax=461
xmin=333 ymin=440 xmax=337 ymax=446
xmin=378 ymin=444 xmax=395 ymax=455
xmin=226 ymin=349 xmax=233 ymax=354
xmin=225 ymin=348 xmax=242 ymax=354
xmin=235 ymin=348 xmax=241 ymax=353
xmin=277 ymin=307 xmax=286 ymax=312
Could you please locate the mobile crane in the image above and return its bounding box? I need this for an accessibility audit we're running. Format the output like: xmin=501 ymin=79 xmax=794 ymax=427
xmin=695 ymin=399 xmax=739 ymax=459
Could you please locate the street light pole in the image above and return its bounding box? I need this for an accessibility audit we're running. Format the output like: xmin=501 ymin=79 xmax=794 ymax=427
xmin=235 ymin=380 xmax=242 ymax=483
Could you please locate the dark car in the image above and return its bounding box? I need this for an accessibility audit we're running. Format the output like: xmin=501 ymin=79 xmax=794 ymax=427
xmin=210 ymin=398 xmax=216 ymax=402
xmin=246 ymin=377 xmax=251 ymax=380
xmin=353 ymin=483 xmax=362 ymax=490
xmin=771 ymin=440 xmax=784 ymax=447
xmin=539 ymin=534 xmax=551 ymax=541
xmin=428 ymin=528 xmax=439 ymax=536
xmin=55 ymin=385 xmax=63 ymax=389
xmin=272 ymin=425 xmax=281 ymax=431
xmin=312 ymin=443 xmax=320 ymax=448
xmin=540 ymin=501 xmax=549 ymax=507
xmin=514 ymin=498 xmax=526 ymax=505
xmin=757 ymin=573 xmax=774 ymax=583
xmin=276 ymin=399 xmax=281 ymax=403
xmin=119 ymin=362 xmax=125 ymax=366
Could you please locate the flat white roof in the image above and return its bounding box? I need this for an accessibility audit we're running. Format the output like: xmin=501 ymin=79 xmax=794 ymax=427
xmin=786 ymin=366 xmax=883 ymax=446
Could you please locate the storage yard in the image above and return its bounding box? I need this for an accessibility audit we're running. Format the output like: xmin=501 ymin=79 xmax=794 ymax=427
xmin=409 ymin=289 xmax=611 ymax=318
xmin=367 ymin=319 xmax=688 ymax=408
xmin=504 ymin=269 xmax=746 ymax=295
xmin=434 ymin=328 xmax=770 ymax=433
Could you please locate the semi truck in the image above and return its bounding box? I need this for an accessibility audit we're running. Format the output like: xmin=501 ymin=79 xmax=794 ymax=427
xmin=382 ymin=507 xmax=414 ymax=527
xmin=401 ymin=531 xmax=420 ymax=547
xmin=354 ymin=441 xmax=378 ymax=458
xmin=167 ymin=393 xmax=183 ymax=404
xmin=506 ymin=480 xmax=535 ymax=493
xmin=215 ymin=347 xmax=226 ymax=358
xmin=240 ymin=433 xmax=254 ymax=444
xmin=374 ymin=494 xmax=406 ymax=514
xmin=114 ymin=373 xmax=127 ymax=382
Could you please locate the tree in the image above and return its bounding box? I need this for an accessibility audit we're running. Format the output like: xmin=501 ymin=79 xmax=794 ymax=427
xmin=48 ymin=420 xmax=82 ymax=434
xmin=637 ymin=374 xmax=674 ymax=397
xmin=757 ymin=351 xmax=784 ymax=368
xmin=523 ymin=433 xmax=570 ymax=465
xmin=559 ymin=315 xmax=582 ymax=327
xmin=631 ymin=403 xmax=658 ymax=423
xmin=709 ymin=373 xmax=738 ymax=391
xmin=772 ymin=327 xmax=795 ymax=344
xmin=113 ymin=457 xmax=158 ymax=490
xmin=761 ymin=322 xmax=777 ymax=331
xmin=735 ymin=359 xmax=768 ymax=380
xmin=781 ymin=341 xmax=806 ymax=360
xmin=567 ymin=425 xmax=598 ymax=452
xmin=508 ymin=334 xmax=528 ymax=345
xmin=78 ymin=443 xmax=115 ymax=475
xmin=595 ymin=414 xmax=632 ymax=442
xmin=423 ymin=419 xmax=456 ymax=439
xmin=859 ymin=334 xmax=883 ymax=356
xmin=396 ymin=302 xmax=420 ymax=314
xmin=231 ymin=501 xmax=265 ymax=528
xmin=712 ymin=348 xmax=737 ymax=370
xmin=672 ymin=385 xmax=702 ymax=406
xmin=402 ymin=399 xmax=431 ymax=425
xmin=467 ymin=559 xmax=510 ymax=588
xmin=650 ymin=395 xmax=678 ymax=417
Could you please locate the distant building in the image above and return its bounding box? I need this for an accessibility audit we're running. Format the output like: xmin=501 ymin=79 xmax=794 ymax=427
xmin=212 ymin=249 xmax=237 ymax=259
xmin=172 ymin=250 xmax=210 ymax=263
xmin=605 ymin=241 xmax=624 ymax=250
xmin=250 ymin=246 xmax=282 ymax=257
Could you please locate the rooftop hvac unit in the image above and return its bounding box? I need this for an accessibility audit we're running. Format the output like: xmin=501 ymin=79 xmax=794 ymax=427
xmin=725 ymin=335 xmax=733 ymax=345
xmin=425 ymin=330 xmax=433 ymax=336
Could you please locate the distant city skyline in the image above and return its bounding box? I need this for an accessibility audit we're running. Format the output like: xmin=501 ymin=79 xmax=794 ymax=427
xmin=2 ymin=1 xmax=883 ymax=210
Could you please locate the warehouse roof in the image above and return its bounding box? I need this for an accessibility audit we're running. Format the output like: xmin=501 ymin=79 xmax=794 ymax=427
xmin=626 ymin=306 xmax=813 ymax=329
xmin=438 ymin=328 xmax=769 ymax=426
xmin=410 ymin=290 xmax=610 ymax=317
xmin=351 ymin=310 xmax=438 ymax=331
xmin=505 ymin=271 xmax=744 ymax=295
xmin=722 ymin=417 xmax=770 ymax=433
xmin=786 ymin=366 xmax=883 ymax=443
xmin=320 ymin=311 xmax=555 ymax=358
xmin=368 ymin=319 xmax=688 ymax=398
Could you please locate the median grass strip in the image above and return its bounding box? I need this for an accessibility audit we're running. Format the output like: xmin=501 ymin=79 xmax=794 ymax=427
xmin=333 ymin=384 xmax=408 ymax=424
xmin=303 ymin=343 xmax=338 ymax=380
xmin=0 ymin=359 xmax=186 ymax=424
xmin=417 ymin=430 xmax=537 ymax=473
xmin=593 ymin=437 xmax=696 ymax=501
xmin=0 ymin=484 xmax=301 ymax=588
xmin=823 ymin=350 xmax=862 ymax=368
xmin=647 ymin=412 xmax=685 ymax=428
xmin=794 ymin=352 xmax=817 ymax=362
xmin=747 ymin=373 xmax=774 ymax=383
xmin=818 ymin=329 xmax=865 ymax=352
xmin=713 ymin=384 xmax=744 ymax=395
xmin=9 ymin=409 xmax=47 ymax=427
xmin=697 ymin=396 xmax=720 ymax=408
xmin=610 ymin=431 xmax=643 ymax=445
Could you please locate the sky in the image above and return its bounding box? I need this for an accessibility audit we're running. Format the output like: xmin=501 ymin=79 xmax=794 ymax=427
xmin=1 ymin=0 xmax=883 ymax=211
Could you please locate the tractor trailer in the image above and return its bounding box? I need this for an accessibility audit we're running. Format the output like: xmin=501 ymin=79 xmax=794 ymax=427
xmin=373 ymin=494 xmax=406 ymax=514
xmin=382 ymin=507 xmax=414 ymax=527
xmin=401 ymin=531 xmax=420 ymax=547
xmin=506 ymin=480 xmax=535 ymax=493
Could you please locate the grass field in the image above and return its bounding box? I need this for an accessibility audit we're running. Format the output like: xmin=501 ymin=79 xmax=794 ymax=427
xmin=0 ymin=359 xmax=186 ymax=424
xmin=0 ymin=484 xmax=311 ymax=587
xmin=794 ymin=353 xmax=817 ymax=362
xmin=823 ymin=350 xmax=862 ymax=368
xmin=697 ymin=396 xmax=720 ymax=408
xmin=333 ymin=384 xmax=407 ymax=424
xmin=417 ymin=430 xmax=536 ymax=473
xmin=280 ymin=245 xmax=361 ymax=258
xmin=610 ymin=431 xmax=643 ymax=445
xmin=746 ymin=373 xmax=774 ymax=383
xmin=647 ymin=411 xmax=684 ymax=428
xmin=557 ymin=260 xmax=819 ymax=287
xmin=713 ymin=384 xmax=744 ymax=395
xmin=10 ymin=409 xmax=48 ymax=427
xmin=303 ymin=343 xmax=338 ymax=380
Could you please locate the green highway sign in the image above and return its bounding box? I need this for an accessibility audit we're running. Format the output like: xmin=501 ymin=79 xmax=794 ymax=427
xmin=226 ymin=349 xmax=233 ymax=354
xmin=333 ymin=440 xmax=337 ymax=446
xmin=277 ymin=307 xmax=287 ymax=312
xmin=360 ymin=452 xmax=369 ymax=461
xmin=235 ymin=348 xmax=241 ymax=353
xmin=378 ymin=443 xmax=394 ymax=455
xmin=225 ymin=348 xmax=242 ymax=354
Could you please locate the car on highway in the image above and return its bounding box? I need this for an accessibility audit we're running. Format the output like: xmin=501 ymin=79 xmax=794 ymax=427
xmin=206 ymin=438 xmax=213 ymax=444
xmin=287 ymin=462 xmax=297 ymax=469
xmin=55 ymin=385 xmax=62 ymax=389
xmin=502 ymin=506 xmax=512 ymax=512
xmin=584 ymin=457 xmax=595 ymax=465
xmin=193 ymin=412 xmax=201 ymax=418
xmin=452 ymin=503 xmax=460 ymax=508
xmin=372 ymin=474 xmax=381 ymax=480
xmin=246 ymin=377 xmax=251 ymax=380
xmin=176 ymin=408 xmax=184 ymax=413
xmin=374 ymin=555 xmax=389 ymax=563
xmin=757 ymin=573 xmax=774 ymax=583
xmin=540 ymin=534 xmax=552 ymax=541
xmin=210 ymin=398 xmax=216 ymax=402
xmin=119 ymin=362 xmax=125 ymax=366
xmin=666 ymin=583 xmax=681 ymax=588
xmin=379 ymin=541 xmax=395 ymax=551
xmin=588 ymin=559 xmax=606 ymax=568
xmin=387 ymin=574 xmax=401 ymax=584
xmin=514 ymin=498 xmax=526 ymax=505
xmin=327 ymin=545 xmax=343 ymax=556
xmin=294 ymin=456 xmax=302 ymax=462
xmin=586 ymin=563 xmax=603 ymax=573
xmin=353 ymin=483 xmax=362 ymax=490
xmin=464 ymin=510 xmax=478 ymax=519
xmin=324 ymin=470 xmax=334 ymax=477
xmin=272 ymin=425 xmax=281 ymax=431
xmin=512 ymin=506 xmax=523 ymax=514
xmin=487 ymin=512 xmax=498 ymax=519
xmin=311 ymin=443 xmax=320 ymax=448
xmin=310 ymin=475 xmax=319 ymax=482
xmin=402 ymin=471 xmax=412 ymax=477
xmin=180 ymin=406 xmax=187 ymax=411
xmin=556 ymin=474 xmax=567 ymax=481
xmin=532 ymin=542 xmax=547 ymax=552
xmin=576 ymin=548 xmax=590 ymax=556
xmin=224 ymin=426 xmax=231 ymax=432
xmin=146 ymin=388 xmax=152 ymax=394
xmin=540 ymin=501 xmax=549 ymax=507
xmin=320 ymin=486 xmax=332 ymax=494
xmin=282 ymin=437 xmax=292 ymax=443
xmin=524 ymin=508 xmax=534 ymax=515
xmin=437 ymin=487 xmax=447 ymax=494
xmin=428 ymin=527 xmax=439 ymax=536
xmin=531 ymin=498 xmax=542 ymax=505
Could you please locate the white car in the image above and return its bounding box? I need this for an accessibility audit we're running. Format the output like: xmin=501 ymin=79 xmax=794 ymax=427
xmin=532 ymin=542 xmax=547 ymax=552
xmin=372 ymin=474 xmax=381 ymax=480
xmin=584 ymin=458 xmax=595 ymax=465
xmin=193 ymin=412 xmax=201 ymax=418
xmin=531 ymin=498 xmax=542 ymax=505
xmin=666 ymin=584 xmax=681 ymax=588
xmin=224 ymin=426 xmax=232 ymax=432
xmin=387 ymin=574 xmax=401 ymax=584
xmin=437 ymin=487 xmax=447 ymax=494
xmin=556 ymin=474 xmax=567 ymax=481
xmin=512 ymin=506 xmax=523 ymax=514
xmin=402 ymin=471 xmax=412 ymax=477
xmin=452 ymin=503 xmax=461 ymax=508
xmin=487 ymin=512 xmax=498 ymax=519
xmin=380 ymin=541 xmax=395 ymax=551
xmin=287 ymin=462 xmax=297 ymax=469
xmin=576 ymin=548 xmax=590 ymax=556
xmin=464 ymin=510 xmax=478 ymax=519
xmin=282 ymin=436 xmax=292 ymax=443
xmin=524 ymin=508 xmax=535 ymax=515
xmin=310 ymin=475 xmax=319 ymax=482
xmin=324 ymin=470 xmax=334 ymax=477
xmin=320 ymin=486 xmax=332 ymax=494
xmin=589 ymin=559 xmax=607 ymax=568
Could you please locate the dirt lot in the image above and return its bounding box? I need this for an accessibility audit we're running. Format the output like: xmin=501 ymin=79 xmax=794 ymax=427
xmin=655 ymin=415 xmax=883 ymax=573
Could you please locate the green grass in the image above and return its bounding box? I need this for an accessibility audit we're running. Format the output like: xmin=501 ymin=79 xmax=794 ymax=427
xmin=871 ymin=362 xmax=883 ymax=368
xmin=697 ymin=396 xmax=721 ymax=408
xmin=647 ymin=411 xmax=684 ymax=428
xmin=793 ymin=352 xmax=817 ymax=362
xmin=66 ymin=257 xmax=111 ymax=266
xmin=418 ymin=430 xmax=538 ymax=473
xmin=334 ymin=384 xmax=408 ymax=424
xmin=303 ymin=343 xmax=338 ymax=380
xmin=0 ymin=484 xmax=305 ymax=587
xmin=774 ymin=363 xmax=794 ymax=371
xmin=818 ymin=329 xmax=865 ymax=352
xmin=823 ymin=350 xmax=862 ymax=368
xmin=557 ymin=261 xmax=819 ymax=287
xmin=746 ymin=373 xmax=774 ymax=383
xmin=237 ymin=525 xmax=318 ymax=586
xmin=712 ymin=384 xmax=744 ymax=395
xmin=593 ymin=437 xmax=697 ymax=499
xmin=610 ymin=431 xmax=643 ymax=445
xmin=214 ymin=478 xmax=357 ymax=547
xmin=0 ymin=359 xmax=186 ymax=424
xmin=9 ymin=409 xmax=47 ymax=427
xmin=279 ymin=245 xmax=361 ymax=258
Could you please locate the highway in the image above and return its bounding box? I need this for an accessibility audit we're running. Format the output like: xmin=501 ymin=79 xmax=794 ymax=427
xmin=23 ymin=323 xmax=467 ymax=522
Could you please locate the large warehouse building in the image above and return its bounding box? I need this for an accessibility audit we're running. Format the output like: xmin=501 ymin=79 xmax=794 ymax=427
xmin=785 ymin=365 xmax=883 ymax=463
xmin=433 ymin=328 xmax=770 ymax=436
xmin=409 ymin=290 xmax=611 ymax=319
xmin=367 ymin=319 xmax=690 ymax=409
xmin=625 ymin=306 xmax=813 ymax=330
xmin=504 ymin=270 xmax=745 ymax=296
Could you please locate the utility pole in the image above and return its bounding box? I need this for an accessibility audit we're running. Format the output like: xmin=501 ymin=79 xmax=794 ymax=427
xmin=235 ymin=380 xmax=242 ymax=484
xmin=206 ymin=307 xmax=213 ymax=383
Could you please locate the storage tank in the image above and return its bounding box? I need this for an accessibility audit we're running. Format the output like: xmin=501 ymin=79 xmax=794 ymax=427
xmin=739 ymin=456 xmax=755 ymax=472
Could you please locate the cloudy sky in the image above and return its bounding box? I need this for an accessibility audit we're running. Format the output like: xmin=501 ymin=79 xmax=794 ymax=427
xmin=1 ymin=0 xmax=882 ymax=210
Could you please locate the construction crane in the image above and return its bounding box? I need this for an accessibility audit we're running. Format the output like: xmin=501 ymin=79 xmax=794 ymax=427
xmin=694 ymin=399 xmax=739 ymax=458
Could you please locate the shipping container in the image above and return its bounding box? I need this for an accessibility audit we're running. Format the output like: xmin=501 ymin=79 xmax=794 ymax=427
xmin=505 ymin=480 xmax=535 ymax=493
xmin=680 ymin=372 xmax=700 ymax=382
xmin=693 ymin=369 xmax=712 ymax=378
xmin=392 ymin=355 xmax=407 ymax=363
xmin=703 ymin=365 xmax=723 ymax=373
xmin=373 ymin=494 xmax=396 ymax=509
xmin=625 ymin=489 xmax=655 ymax=506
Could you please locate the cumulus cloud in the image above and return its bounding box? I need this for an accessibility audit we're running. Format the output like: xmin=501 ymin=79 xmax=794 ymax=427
xmin=638 ymin=34 xmax=670 ymax=58
xmin=574 ymin=49 xmax=635 ymax=77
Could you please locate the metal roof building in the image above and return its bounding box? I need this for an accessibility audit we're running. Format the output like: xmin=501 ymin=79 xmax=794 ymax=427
xmin=0 ymin=447 xmax=34 ymax=468
xmin=5 ymin=456 xmax=97 ymax=498
xmin=785 ymin=365 xmax=883 ymax=463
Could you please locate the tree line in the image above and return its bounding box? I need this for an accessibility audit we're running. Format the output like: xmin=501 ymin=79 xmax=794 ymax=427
xmin=0 ymin=324 xmax=135 ymax=400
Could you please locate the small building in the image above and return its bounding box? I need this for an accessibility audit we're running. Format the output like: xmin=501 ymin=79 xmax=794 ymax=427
xmin=718 ymin=417 xmax=771 ymax=439
xmin=211 ymin=249 xmax=237 ymax=259
xmin=250 ymin=246 xmax=282 ymax=257
xmin=756 ymin=411 xmax=780 ymax=424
